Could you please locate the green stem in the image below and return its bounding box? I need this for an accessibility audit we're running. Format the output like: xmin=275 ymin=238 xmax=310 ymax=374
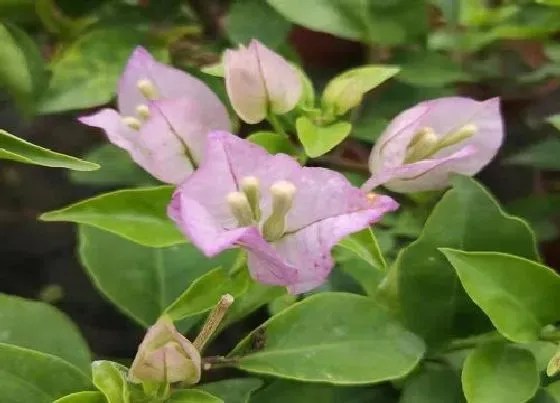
xmin=441 ymin=331 xmax=507 ymax=353
xmin=267 ymin=113 xmax=287 ymax=137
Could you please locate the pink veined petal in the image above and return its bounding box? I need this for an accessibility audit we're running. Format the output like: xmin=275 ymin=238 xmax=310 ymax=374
xmin=273 ymin=195 xmax=399 ymax=294
xmin=251 ymin=40 xmax=302 ymax=115
xmin=224 ymin=46 xmax=267 ymax=124
xmin=118 ymin=46 xmax=224 ymax=118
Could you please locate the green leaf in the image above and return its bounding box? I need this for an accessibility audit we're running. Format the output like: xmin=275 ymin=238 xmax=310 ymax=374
xmin=229 ymin=293 xmax=425 ymax=384
xmin=505 ymin=138 xmax=560 ymax=171
xmin=0 ymin=343 xmax=92 ymax=403
xmin=441 ymin=249 xmax=560 ymax=343
xmin=296 ymin=116 xmax=351 ymax=158
xmin=168 ymin=389 xmax=223 ymax=403
xmin=92 ymin=361 xmax=128 ymax=403
xmin=547 ymin=115 xmax=560 ymax=131
xmin=322 ymin=65 xmax=400 ymax=116
xmin=547 ymin=381 xmax=560 ymax=401
xmin=396 ymin=176 xmax=539 ymax=346
xmin=165 ymin=267 xmax=249 ymax=321
xmin=247 ymin=131 xmax=299 ymax=156
xmin=337 ymin=227 xmax=387 ymax=270
xmin=54 ymin=391 xmax=106 ymax=403
xmin=0 ymin=22 xmax=46 ymax=112
xmin=0 ymin=129 xmax=99 ymax=171
xmin=70 ymin=144 xmax=156 ymax=187
xmin=226 ymin=0 xmax=291 ymax=48
xmin=397 ymin=52 xmax=470 ymax=88
xmin=0 ymin=293 xmax=91 ymax=374
xmin=40 ymin=27 xmax=167 ymax=113
xmin=78 ymin=225 xmax=238 ymax=327
xmin=401 ymin=369 xmax=465 ymax=403
xmin=462 ymin=343 xmax=539 ymax=403
xmin=250 ymin=379 xmax=392 ymax=402
xmin=41 ymin=186 xmax=184 ymax=248
xmin=199 ymin=378 xmax=263 ymax=403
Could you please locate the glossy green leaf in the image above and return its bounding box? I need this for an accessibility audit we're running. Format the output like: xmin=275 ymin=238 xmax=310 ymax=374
xmin=92 ymin=361 xmax=128 ymax=403
xmin=462 ymin=344 xmax=539 ymax=403
xmin=229 ymin=293 xmax=425 ymax=384
xmin=54 ymin=391 xmax=106 ymax=403
xmin=40 ymin=27 xmax=167 ymax=113
xmin=441 ymin=249 xmax=560 ymax=343
xmin=337 ymin=227 xmax=386 ymax=270
xmin=70 ymin=144 xmax=156 ymax=187
xmin=165 ymin=267 xmax=249 ymax=321
xmin=296 ymin=116 xmax=351 ymax=158
xmin=250 ymin=379 xmax=392 ymax=402
xmin=401 ymin=369 xmax=465 ymax=403
xmin=505 ymin=138 xmax=560 ymax=171
xmin=396 ymin=176 xmax=538 ymax=346
xmin=41 ymin=186 xmax=184 ymax=248
xmin=199 ymin=378 xmax=263 ymax=403
xmin=168 ymin=389 xmax=223 ymax=403
xmin=0 ymin=293 xmax=91 ymax=374
xmin=0 ymin=343 xmax=92 ymax=403
xmin=78 ymin=225 xmax=238 ymax=327
xmin=0 ymin=129 xmax=99 ymax=171
xmin=247 ymin=131 xmax=299 ymax=156
xmin=226 ymin=0 xmax=291 ymax=48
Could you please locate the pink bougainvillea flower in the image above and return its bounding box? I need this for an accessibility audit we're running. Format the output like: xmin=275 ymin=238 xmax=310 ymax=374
xmin=128 ymin=316 xmax=201 ymax=384
xmin=168 ymin=131 xmax=398 ymax=294
xmin=363 ymin=97 xmax=504 ymax=193
xmin=79 ymin=46 xmax=230 ymax=184
xmin=224 ymin=39 xmax=302 ymax=124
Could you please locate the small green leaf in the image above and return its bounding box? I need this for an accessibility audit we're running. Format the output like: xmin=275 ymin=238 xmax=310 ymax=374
xmin=201 ymin=62 xmax=224 ymax=78
xmin=78 ymin=225 xmax=238 ymax=327
xmin=505 ymin=138 xmax=560 ymax=171
xmin=0 ymin=129 xmax=99 ymax=171
xmin=92 ymin=361 xmax=128 ymax=403
xmin=0 ymin=293 xmax=91 ymax=374
xmin=0 ymin=343 xmax=92 ymax=403
xmin=462 ymin=343 xmax=539 ymax=403
xmin=54 ymin=391 xmax=106 ymax=403
xmin=337 ymin=227 xmax=387 ymax=270
xmin=165 ymin=267 xmax=249 ymax=321
xmin=401 ymin=369 xmax=465 ymax=403
xmin=199 ymin=378 xmax=263 ymax=403
xmin=296 ymin=116 xmax=351 ymax=158
xmin=547 ymin=115 xmax=560 ymax=131
xmin=167 ymin=389 xmax=223 ymax=403
xmin=441 ymin=249 xmax=560 ymax=343
xmin=41 ymin=186 xmax=184 ymax=248
xmin=247 ymin=131 xmax=299 ymax=156
xmin=229 ymin=293 xmax=425 ymax=384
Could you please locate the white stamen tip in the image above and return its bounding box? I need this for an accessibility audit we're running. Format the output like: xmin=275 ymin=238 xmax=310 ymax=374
xmin=137 ymin=79 xmax=158 ymax=100
xmin=136 ymin=104 xmax=150 ymax=120
xmin=270 ymin=180 xmax=296 ymax=199
xmin=227 ymin=192 xmax=253 ymax=227
xmin=241 ymin=176 xmax=259 ymax=189
xmin=122 ymin=116 xmax=142 ymax=130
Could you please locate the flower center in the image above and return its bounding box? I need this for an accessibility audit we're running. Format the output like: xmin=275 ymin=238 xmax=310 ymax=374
xmin=121 ymin=79 xmax=159 ymax=130
xmin=404 ymin=124 xmax=477 ymax=163
xmin=226 ymin=177 xmax=296 ymax=241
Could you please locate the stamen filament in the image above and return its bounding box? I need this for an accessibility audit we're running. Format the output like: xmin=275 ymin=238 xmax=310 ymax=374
xmin=227 ymin=192 xmax=254 ymax=227
xmin=262 ymin=180 xmax=296 ymax=241
xmin=241 ymin=176 xmax=261 ymax=220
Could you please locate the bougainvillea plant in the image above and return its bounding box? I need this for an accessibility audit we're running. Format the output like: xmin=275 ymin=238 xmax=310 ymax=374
xmin=2 ymin=33 xmax=560 ymax=403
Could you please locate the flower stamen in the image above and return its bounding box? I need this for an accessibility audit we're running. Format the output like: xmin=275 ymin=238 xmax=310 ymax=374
xmin=241 ymin=176 xmax=261 ymax=220
xmin=122 ymin=116 xmax=142 ymax=130
xmin=137 ymin=79 xmax=158 ymax=100
xmin=227 ymin=192 xmax=254 ymax=227
xmin=262 ymin=180 xmax=296 ymax=241
xmin=405 ymin=127 xmax=438 ymax=163
xmin=437 ymin=124 xmax=477 ymax=149
xmin=136 ymin=104 xmax=151 ymax=120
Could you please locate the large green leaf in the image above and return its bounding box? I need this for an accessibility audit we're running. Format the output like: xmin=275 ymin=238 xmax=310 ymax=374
xmin=296 ymin=116 xmax=351 ymax=158
xmin=0 ymin=293 xmax=90 ymax=374
xmin=0 ymin=129 xmax=99 ymax=171
xmin=441 ymin=249 xmax=560 ymax=342
xmin=199 ymin=379 xmax=263 ymax=403
xmin=462 ymin=343 xmax=539 ymax=403
xmin=400 ymin=369 xmax=465 ymax=403
xmin=78 ymin=225 xmax=238 ymax=327
xmin=0 ymin=343 xmax=92 ymax=403
xmin=41 ymin=186 xmax=184 ymax=248
xmin=396 ymin=176 xmax=539 ymax=346
xmin=229 ymin=293 xmax=425 ymax=384
xmin=54 ymin=391 xmax=106 ymax=403
xmin=167 ymin=390 xmax=223 ymax=403
xmin=40 ymin=27 xmax=166 ymax=113
xmin=249 ymin=379 xmax=393 ymax=402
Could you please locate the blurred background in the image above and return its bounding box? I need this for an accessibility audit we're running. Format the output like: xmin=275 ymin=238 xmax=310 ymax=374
xmin=1 ymin=0 xmax=560 ymax=361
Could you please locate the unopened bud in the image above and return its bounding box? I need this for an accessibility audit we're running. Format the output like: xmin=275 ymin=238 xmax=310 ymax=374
xmin=137 ymin=79 xmax=158 ymax=100
xmin=241 ymin=176 xmax=261 ymax=220
xmin=262 ymin=181 xmax=296 ymax=241
xmin=136 ymin=104 xmax=151 ymax=120
xmin=437 ymin=124 xmax=477 ymax=149
xmin=405 ymin=128 xmax=439 ymax=163
xmin=227 ymin=192 xmax=254 ymax=227
xmin=122 ymin=116 xmax=142 ymax=130
xmin=128 ymin=316 xmax=201 ymax=385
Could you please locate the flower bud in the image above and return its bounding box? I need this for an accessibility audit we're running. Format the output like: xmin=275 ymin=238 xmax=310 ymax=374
xmin=224 ymin=40 xmax=302 ymax=124
xmin=129 ymin=316 xmax=201 ymax=385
